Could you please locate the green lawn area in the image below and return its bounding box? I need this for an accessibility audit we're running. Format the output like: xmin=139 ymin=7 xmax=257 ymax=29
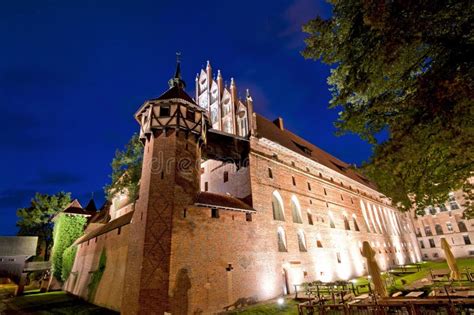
xmin=1 ymin=291 xmax=118 ymax=314
xmin=226 ymin=298 xmax=299 ymax=315
xmin=224 ymin=258 xmax=474 ymax=314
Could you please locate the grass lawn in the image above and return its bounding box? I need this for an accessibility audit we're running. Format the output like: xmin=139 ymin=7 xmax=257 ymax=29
xmin=224 ymin=258 xmax=474 ymax=314
xmin=1 ymin=291 xmax=118 ymax=314
xmin=226 ymin=298 xmax=299 ymax=315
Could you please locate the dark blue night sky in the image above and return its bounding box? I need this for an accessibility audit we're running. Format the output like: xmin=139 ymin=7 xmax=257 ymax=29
xmin=0 ymin=0 xmax=374 ymax=235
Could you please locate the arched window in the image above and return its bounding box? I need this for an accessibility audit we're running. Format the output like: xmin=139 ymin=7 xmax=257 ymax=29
xmin=329 ymin=211 xmax=336 ymax=228
xmin=291 ymin=196 xmax=303 ymax=224
xmin=297 ymin=230 xmax=307 ymax=252
xmin=343 ymin=214 xmax=350 ymax=230
xmin=316 ymin=234 xmax=323 ymax=248
xmin=277 ymin=227 xmax=287 ymax=252
xmin=352 ymin=214 xmax=360 ymax=232
xmin=435 ymin=224 xmax=443 ymax=235
xmin=360 ymin=200 xmax=371 ymax=233
xmin=272 ymin=191 xmax=285 ymax=221
xmin=307 ymin=210 xmax=314 ymax=225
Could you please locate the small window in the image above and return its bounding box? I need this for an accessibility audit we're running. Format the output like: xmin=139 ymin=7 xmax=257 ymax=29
xmin=433 ymin=253 xmax=439 ymax=258
xmin=292 ymin=176 xmax=296 ymax=186
xmin=246 ymin=213 xmax=252 ymax=222
xmin=458 ymin=221 xmax=468 ymax=232
xmin=223 ymin=171 xmax=229 ymax=183
xmin=277 ymin=228 xmax=287 ymax=252
xmin=307 ymin=211 xmax=313 ymax=225
xmin=343 ymin=215 xmax=350 ymax=230
xmin=353 ymin=216 xmax=360 ymax=231
xmin=463 ymin=235 xmax=471 ymax=245
xmin=469 ymin=250 xmax=474 ymax=256
xmin=329 ymin=213 xmax=336 ymax=229
xmin=340 ymin=194 xmax=344 ymax=201
xmin=298 ymin=231 xmax=307 ymax=252
xmin=204 ymin=182 xmax=209 ymax=191
xmin=118 ymin=227 xmax=121 ymax=235
xmin=319 ymin=172 xmax=322 ymax=178
xmin=307 ymin=182 xmax=312 ymax=191
xmin=317 ymin=240 xmax=323 ymax=248
xmin=429 ymin=239 xmax=435 ymax=248
xmin=268 ymin=168 xmax=273 ymax=179
xmin=159 ymin=106 xmax=171 ymax=117
xmin=350 ymin=197 xmax=353 ymax=204
xmin=435 ymin=224 xmax=443 ymax=235
xmin=336 ymin=252 xmax=341 ymax=263
xmin=323 ymin=188 xmax=327 ymax=195
xmin=211 ymin=208 xmax=219 ymax=218
xmin=425 ymin=226 xmax=433 ymax=236
xmin=186 ymin=109 xmax=195 ymax=121
xmin=419 ymin=240 xmax=425 ymax=249
xmin=291 ymin=161 xmax=295 ymax=167
xmin=201 ymin=167 xmax=205 ymax=174
xmin=446 ymin=222 xmax=453 ymax=232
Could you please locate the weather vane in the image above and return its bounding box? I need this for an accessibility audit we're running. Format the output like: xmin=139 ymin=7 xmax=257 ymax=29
xmin=176 ymin=51 xmax=181 ymax=63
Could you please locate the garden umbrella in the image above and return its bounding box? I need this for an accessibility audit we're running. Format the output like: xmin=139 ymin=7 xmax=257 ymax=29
xmin=361 ymin=241 xmax=387 ymax=298
xmin=441 ymin=238 xmax=461 ymax=280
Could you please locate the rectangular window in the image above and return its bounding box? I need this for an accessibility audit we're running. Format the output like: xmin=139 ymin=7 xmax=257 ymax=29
xmin=204 ymin=182 xmax=208 ymax=192
xmin=223 ymin=171 xmax=229 ymax=183
xmin=463 ymin=235 xmax=471 ymax=245
xmin=336 ymin=252 xmax=341 ymax=263
xmin=307 ymin=212 xmax=313 ymax=225
xmin=268 ymin=168 xmax=273 ymax=179
xmin=429 ymin=239 xmax=435 ymax=248
xmin=317 ymin=240 xmax=323 ymax=248
xmin=324 ymin=188 xmax=327 ymax=195
xmin=211 ymin=208 xmax=219 ymax=219
xmin=118 ymin=227 xmax=121 ymax=235
xmin=340 ymin=194 xmax=344 ymax=201
xmin=307 ymin=182 xmax=311 ymax=191
xmin=246 ymin=213 xmax=252 ymax=222
xmin=433 ymin=253 xmax=439 ymax=258
xmin=186 ymin=109 xmax=195 ymax=121
xmin=159 ymin=106 xmax=170 ymax=117
xmin=424 ymin=226 xmax=433 ymax=236
xmin=292 ymin=176 xmax=296 ymax=186
xmin=469 ymin=250 xmax=474 ymax=256
xmin=419 ymin=241 xmax=425 ymax=249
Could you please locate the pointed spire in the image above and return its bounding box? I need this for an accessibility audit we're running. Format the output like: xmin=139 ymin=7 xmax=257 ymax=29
xmin=168 ymin=52 xmax=186 ymax=89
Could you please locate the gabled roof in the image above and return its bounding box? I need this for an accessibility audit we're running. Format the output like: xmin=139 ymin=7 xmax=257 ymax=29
xmin=61 ymin=199 xmax=94 ymax=216
xmin=254 ymin=114 xmax=377 ymax=190
xmin=195 ymin=192 xmax=255 ymax=212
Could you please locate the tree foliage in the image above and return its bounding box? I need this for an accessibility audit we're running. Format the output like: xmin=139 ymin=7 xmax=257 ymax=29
xmin=104 ymin=133 xmax=143 ymax=203
xmin=51 ymin=214 xmax=87 ymax=281
xmin=303 ymin=0 xmax=474 ymax=216
xmin=16 ymin=192 xmax=72 ymax=259
xmin=61 ymin=245 xmax=77 ymax=282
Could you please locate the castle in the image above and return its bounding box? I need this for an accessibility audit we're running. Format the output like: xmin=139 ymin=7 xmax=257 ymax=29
xmin=64 ymin=59 xmax=425 ymax=314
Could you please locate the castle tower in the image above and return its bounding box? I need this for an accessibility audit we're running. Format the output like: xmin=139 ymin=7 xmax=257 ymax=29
xmin=121 ymin=55 xmax=208 ymax=314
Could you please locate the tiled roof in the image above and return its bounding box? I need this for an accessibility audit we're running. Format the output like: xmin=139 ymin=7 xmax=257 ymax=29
xmin=75 ymin=211 xmax=134 ymax=244
xmin=195 ymin=192 xmax=255 ymax=212
xmin=254 ymin=114 xmax=377 ymax=190
xmin=62 ymin=199 xmax=95 ymax=216
xmin=151 ymin=85 xmax=197 ymax=105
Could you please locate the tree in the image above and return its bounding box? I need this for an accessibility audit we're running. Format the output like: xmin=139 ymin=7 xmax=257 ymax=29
xmin=50 ymin=214 xmax=87 ymax=281
xmin=302 ymin=0 xmax=474 ymax=216
xmin=16 ymin=192 xmax=72 ymax=259
xmin=104 ymin=133 xmax=143 ymax=202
